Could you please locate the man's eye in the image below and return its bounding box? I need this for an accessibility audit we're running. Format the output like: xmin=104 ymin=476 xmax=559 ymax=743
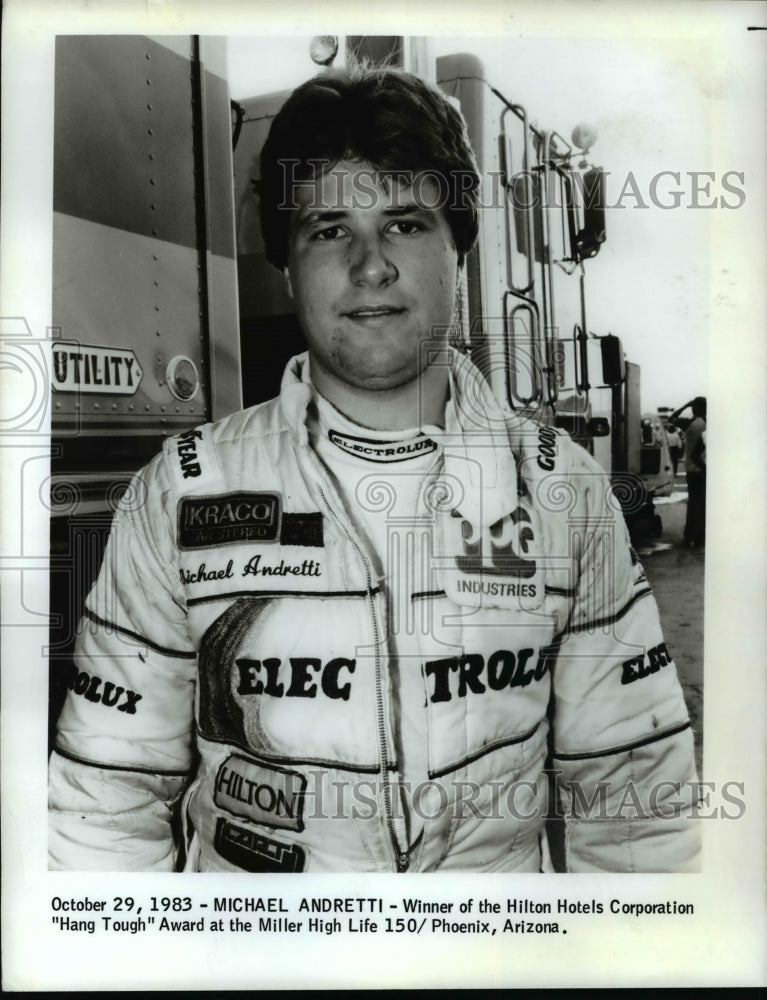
xmin=388 ymin=220 xmax=422 ymax=236
xmin=312 ymin=225 xmax=344 ymax=242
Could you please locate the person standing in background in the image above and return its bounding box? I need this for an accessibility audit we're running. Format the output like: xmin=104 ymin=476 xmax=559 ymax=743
xmin=671 ymin=397 xmax=707 ymax=547
xmin=666 ymin=423 xmax=682 ymax=478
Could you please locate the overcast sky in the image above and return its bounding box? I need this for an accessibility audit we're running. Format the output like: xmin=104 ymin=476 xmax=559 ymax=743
xmin=227 ymin=30 xmax=753 ymax=413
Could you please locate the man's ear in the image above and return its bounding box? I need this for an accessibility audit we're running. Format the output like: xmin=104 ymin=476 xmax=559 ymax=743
xmin=283 ymin=267 xmax=293 ymax=299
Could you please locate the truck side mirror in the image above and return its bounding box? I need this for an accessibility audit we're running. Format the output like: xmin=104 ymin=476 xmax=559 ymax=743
xmin=586 ymin=417 xmax=610 ymax=437
xmin=573 ymin=166 xmax=606 ymax=260
xmin=601 ymin=334 xmax=625 ymax=386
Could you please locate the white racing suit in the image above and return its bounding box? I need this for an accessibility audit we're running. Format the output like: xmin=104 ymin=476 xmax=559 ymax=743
xmin=49 ymin=351 xmax=700 ymax=872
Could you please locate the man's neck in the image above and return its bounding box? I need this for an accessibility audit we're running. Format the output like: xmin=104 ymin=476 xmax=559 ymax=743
xmin=308 ymin=359 xmax=449 ymax=431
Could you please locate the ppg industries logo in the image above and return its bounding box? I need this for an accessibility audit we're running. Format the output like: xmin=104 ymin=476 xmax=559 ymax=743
xmin=454 ymin=508 xmax=536 ymax=579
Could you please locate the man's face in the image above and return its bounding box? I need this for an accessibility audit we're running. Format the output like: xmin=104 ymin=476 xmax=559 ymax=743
xmin=284 ymin=160 xmax=460 ymax=394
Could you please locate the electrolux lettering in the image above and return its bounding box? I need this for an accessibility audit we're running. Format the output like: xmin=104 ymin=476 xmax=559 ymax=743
xmin=425 ymin=648 xmax=549 ymax=703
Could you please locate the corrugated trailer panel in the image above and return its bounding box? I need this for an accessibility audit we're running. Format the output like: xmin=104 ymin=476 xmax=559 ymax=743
xmin=49 ymin=35 xmax=239 ymax=746
xmin=52 ymin=35 xmax=239 ymax=441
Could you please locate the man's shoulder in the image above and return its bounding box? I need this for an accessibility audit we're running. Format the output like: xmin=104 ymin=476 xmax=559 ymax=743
xmin=505 ymin=412 xmax=604 ymax=477
xmin=505 ymin=413 xmax=616 ymax=524
xmin=136 ymin=395 xmax=289 ymax=496
xmin=205 ymin=394 xmax=287 ymax=450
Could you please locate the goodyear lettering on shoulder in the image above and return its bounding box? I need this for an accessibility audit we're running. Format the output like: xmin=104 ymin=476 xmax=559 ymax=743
xmin=537 ymin=426 xmax=558 ymax=471
xmin=176 ymin=429 xmax=203 ymax=480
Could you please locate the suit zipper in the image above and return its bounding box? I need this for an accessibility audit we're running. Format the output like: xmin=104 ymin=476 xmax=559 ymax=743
xmin=316 ymin=485 xmax=405 ymax=872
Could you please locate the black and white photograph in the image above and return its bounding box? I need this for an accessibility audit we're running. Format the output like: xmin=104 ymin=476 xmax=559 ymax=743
xmin=2 ymin=0 xmax=765 ymax=991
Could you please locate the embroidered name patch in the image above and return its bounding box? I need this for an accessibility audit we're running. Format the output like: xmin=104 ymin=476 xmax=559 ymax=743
xmin=214 ymin=755 xmax=306 ymax=830
xmin=329 ymin=429 xmax=438 ymax=463
xmin=178 ymin=492 xmax=281 ymax=549
xmin=214 ymin=818 xmax=306 ymax=873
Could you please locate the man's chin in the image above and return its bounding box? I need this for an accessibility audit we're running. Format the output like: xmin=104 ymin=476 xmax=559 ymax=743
xmin=349 ymin=363 xmax=423 ymax=394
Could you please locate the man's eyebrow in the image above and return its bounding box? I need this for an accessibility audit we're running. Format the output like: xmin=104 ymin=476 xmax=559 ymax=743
xmin=383 ymin=203 xmax=433 ymax=216
xmin=296 ymin=209 xmax=349 ymax=229
xmin=293 ymin=203 xmax=434 ymax=229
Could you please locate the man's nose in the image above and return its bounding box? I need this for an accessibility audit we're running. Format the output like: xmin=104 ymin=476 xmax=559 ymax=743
xmin=349 ymin=233 xmax=398 ymax=287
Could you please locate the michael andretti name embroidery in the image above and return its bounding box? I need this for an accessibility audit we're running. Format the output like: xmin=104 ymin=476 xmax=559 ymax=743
xmin=179 ymin=555 xmax=322 ymax=585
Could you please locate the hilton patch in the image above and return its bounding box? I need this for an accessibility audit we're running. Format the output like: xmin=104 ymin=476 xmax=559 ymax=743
xmin=214 ymin=755 xmax=306 ymax=830
xmin=214 ymin=818 xmax=306 ymax=873
xmin=178 ymin=492 xmax=281 ymax=550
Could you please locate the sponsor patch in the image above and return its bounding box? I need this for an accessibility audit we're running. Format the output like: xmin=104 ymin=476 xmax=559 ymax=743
xmin=441 ymin=505 xmax=544 ymax=611
xmin=214 ymin=818 xmax=306 ymax=873
xmin=214 ymin=755 xmax=306 ymax=830
xmin=329 ymin=429 xmax=438 ymax=463
xmin=280 ymin=511 xmax=324 ymax=547
xmin=178 ymin=492 xmax=281 ymax=550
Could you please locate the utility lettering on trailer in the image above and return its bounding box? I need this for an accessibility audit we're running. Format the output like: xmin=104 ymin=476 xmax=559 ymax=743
xmin=51 ymin=343 xmax=142 ymax=395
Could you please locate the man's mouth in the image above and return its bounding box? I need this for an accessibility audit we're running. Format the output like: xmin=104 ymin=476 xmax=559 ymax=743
xmin=343 ymin=305 xmax=407 ymax=319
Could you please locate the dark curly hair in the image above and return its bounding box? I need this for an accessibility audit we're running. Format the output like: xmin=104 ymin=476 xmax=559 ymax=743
xmin=258 ymin=64 xmax=480 ymax=270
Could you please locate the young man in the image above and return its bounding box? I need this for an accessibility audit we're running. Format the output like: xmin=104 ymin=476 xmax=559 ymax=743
xmin=49 ymin=67 xmax=700 ymax=873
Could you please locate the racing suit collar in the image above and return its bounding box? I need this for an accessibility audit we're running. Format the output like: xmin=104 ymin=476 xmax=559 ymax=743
xmin=279 ymin=349 xmax=520 ymax=528
xmin=441 ymin=350 xmax=520 ymax=528
xmin=279 ymin=352 xmax=314 ymax=447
